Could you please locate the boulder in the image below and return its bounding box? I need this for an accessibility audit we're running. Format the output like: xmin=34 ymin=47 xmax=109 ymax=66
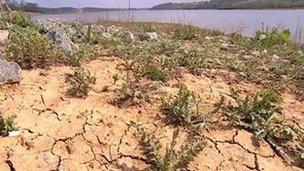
xmin=124 ymin=31 xmax=134 ymax=41
xmin=47 ymin=28 xmax=78 ymax=53
xmin=0 ymin=59 xmax=22 ymax=85
xmin=0 ymin=30 xmax=9 ymax=44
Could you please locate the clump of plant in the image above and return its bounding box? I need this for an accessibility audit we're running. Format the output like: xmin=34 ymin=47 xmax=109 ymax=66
xmin=116 ymin=75 xmax=150 ymax=106
xmin=130 ymin=121 xmax=205 ymax=171
xmin=141 ymin=65 xmax=167 ymax=82
xmin=161 ymin=84 xmax=207 ymax=128
xmin=66 ymin=67 xmax=96 ymax=98
xmin=225 ymin=89 xmax=304 ymax=167
xmin=0 ymin=112 xmax=18 ymax=137
xmin=5 ymin=26 xmax=58 ymax=69
xmin=173 ymin=25 xmax=200 ymax=40
xmin=252 ymin=28 xmax=291 ymax=48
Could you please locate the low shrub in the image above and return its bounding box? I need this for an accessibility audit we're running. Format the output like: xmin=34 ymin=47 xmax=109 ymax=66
xmin=225 ymin=89 xmax=304 ymax=167
xmin=173 ymin=25 xmax=200 ymax=40
xmin=161 ymin=84 xmax=206 ymax=128
xmin=66 ymin=67 xmax=96 ymax=98
xmin=252 ymin=28 xmax=291 ymax=48
xmin=5 ymin=26 xmax=58 ymax=69
xmin=141 ymin=65 xmax=167 ymax=82
xmin=131 ymin=121 xmax=205 ymax=171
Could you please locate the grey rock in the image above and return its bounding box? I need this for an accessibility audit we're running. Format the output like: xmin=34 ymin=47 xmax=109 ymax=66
xmin=47 ymin=28 xmax=78 ymax=53
xmin=124 ymin=31 xmax=134 ymax=41
xmin=271 ymin=54 xmax=280 ymax=61
xmin=147 ymin=32 xmax=158 ymax=40
xmin=0 ymin=59 xmax=22 ymax=85
xmin=251 ymin=50 xmax=261 ymax=57
xmin=0 ymin=30 xmax=9 ymax=44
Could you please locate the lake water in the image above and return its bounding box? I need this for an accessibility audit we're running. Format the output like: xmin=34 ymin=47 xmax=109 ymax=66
xmin=34 ymin=9 xmax=304 ymax=41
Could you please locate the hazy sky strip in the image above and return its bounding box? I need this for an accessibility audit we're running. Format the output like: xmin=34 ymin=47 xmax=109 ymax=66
xmin=25 ymin=0 xmax=199 ymax=8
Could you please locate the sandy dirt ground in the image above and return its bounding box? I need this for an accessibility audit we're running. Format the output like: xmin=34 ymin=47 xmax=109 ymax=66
xmin=0 ymin=58 xmax=303 ymax=171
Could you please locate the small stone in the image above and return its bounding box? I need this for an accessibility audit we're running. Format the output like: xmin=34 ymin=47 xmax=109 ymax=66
xmin=220 ymin=43 xmax=229 ymax=50
xmin=251 ymin=50 xmax=260 ymax=57
xmin=147 ymin=32 xmax=158 ymax=40
xmin=243 ymin=55 xmax=253 ymax=60
xmin=8 ymin=131 xmax=20 ymax=137
xmin=124 ymin=31 xmax=134 ymax=41
xmin=0 ymin=59 xmax=22 ymax=85
xmin=298 ymin=50 xmax=304 ymax=56
xmin=281 ymin=75 xmax=288 ymax=81
xmin=271 ymin=54 xmax=280 ymax=61
xmin=102 ymin=32 xmax=112 ymax=39
xmin=0 ymin=30 xmax=9 ymax=44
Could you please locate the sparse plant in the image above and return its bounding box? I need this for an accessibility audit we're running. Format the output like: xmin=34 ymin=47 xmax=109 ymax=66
xmin=66 ymin=67 xmax=96 ymax=98
xmin=141 ymin=65 xmax=167 ymax=82
xmin=0 ymin=112 xmax=18 ymax=136
xmin=225 ymin=89 xmax=304 ymax=167
xmin=130 ymin=121 xmax=205 ymax=171
xmin=173 ymin=25 xmax=200 ymax=40
xmin=161 ymin=84 xmax=207 ymax=128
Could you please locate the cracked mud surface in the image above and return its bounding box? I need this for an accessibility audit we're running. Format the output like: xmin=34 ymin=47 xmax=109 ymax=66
xmin=0 ymin=59 xmax=303 ymax=170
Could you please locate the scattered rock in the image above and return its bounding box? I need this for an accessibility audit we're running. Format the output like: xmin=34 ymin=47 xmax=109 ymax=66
xmin=243 ymin=55 xmax=253 ymax=60
xmin=298 ymin=50 xmax=304 ymax=56
xmin=8 ymin=130 xmax=20 ymax=137
xmin=107 ymin=25 xmax=121 ymax=34
xmin=0 ymin=30 xmax=9 ymax=44
xmin=0 ymin=59 xmax=22 ymax=85
xmin=102 ymin=32 xmax=112 ymax=39
xmin=271 ymin=54 xmax=280 ymax=61
xmin=220 ymin=43 xmax=229 ymax=50
xmin=251 ymin=50 xmax=260 ymax=57
xmin=47 ymin=28 xmax=78 ymax=53
xmin=124 ymin=31 xmax=134 ymax=41
xmin=147 ymin=32 xmax=158 ymax=40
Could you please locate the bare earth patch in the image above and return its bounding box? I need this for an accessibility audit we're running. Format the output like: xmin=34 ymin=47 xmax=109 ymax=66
xmin=0 ymin=59 xmax=303 ymax=170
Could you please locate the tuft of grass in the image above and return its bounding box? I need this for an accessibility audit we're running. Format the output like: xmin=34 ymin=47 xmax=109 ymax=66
xmin=173 ymin=25 xmax=200 ymax=41
xmin=0 ymin=112 xmax=18 ymax=137
xmin=225 ymin=89 xmax=304 ymax=168
xmin=66 ymin=67 xmax=96 ymax=98
xmin=130 ymin=121 xmax=205 ymax=171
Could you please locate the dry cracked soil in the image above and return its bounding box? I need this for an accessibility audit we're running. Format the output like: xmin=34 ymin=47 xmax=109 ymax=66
xmin=0 ymin=58 xmax=303 ymax=171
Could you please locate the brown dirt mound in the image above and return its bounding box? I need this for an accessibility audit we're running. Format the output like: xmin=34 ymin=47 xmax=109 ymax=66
xmin=0 ymin=59 xmax=303 ymax=170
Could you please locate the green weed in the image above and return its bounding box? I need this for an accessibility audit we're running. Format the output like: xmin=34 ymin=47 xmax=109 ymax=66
xmin=0 ymin=112 xmax=18 ymax=136
xmin=66 ymin=67 xmax=96 ymax=98
xmin=131 ymin=121 xmax=205 ymax=171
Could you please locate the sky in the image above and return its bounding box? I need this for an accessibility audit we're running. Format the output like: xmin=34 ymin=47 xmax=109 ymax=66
xmin=24 ymin=0 xmax=198 ymax=8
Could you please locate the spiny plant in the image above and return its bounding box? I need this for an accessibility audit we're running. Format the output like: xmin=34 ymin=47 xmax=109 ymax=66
xmin=161 ymin=84 xmax=207 ymax=128
xmin=130 ymin=121 xmax=205 ymax=171
xmin=66 ymin=67 xmax=96 ymax=98
xmin=225 ymin=89 xmax=304 ymax=168
xmin=0 ymin=112 xmax=18 ymax=136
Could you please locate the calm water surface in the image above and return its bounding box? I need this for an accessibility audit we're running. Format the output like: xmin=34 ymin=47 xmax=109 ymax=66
xmin=34 ymin=10 xmax=304 ymax=40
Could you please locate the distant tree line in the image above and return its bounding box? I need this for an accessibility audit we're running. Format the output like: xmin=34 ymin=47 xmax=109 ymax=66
xmin=152 ymin=0 xmax=304 ymax=10
xmin=0 ymin=0 xmax=40 ymax=12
